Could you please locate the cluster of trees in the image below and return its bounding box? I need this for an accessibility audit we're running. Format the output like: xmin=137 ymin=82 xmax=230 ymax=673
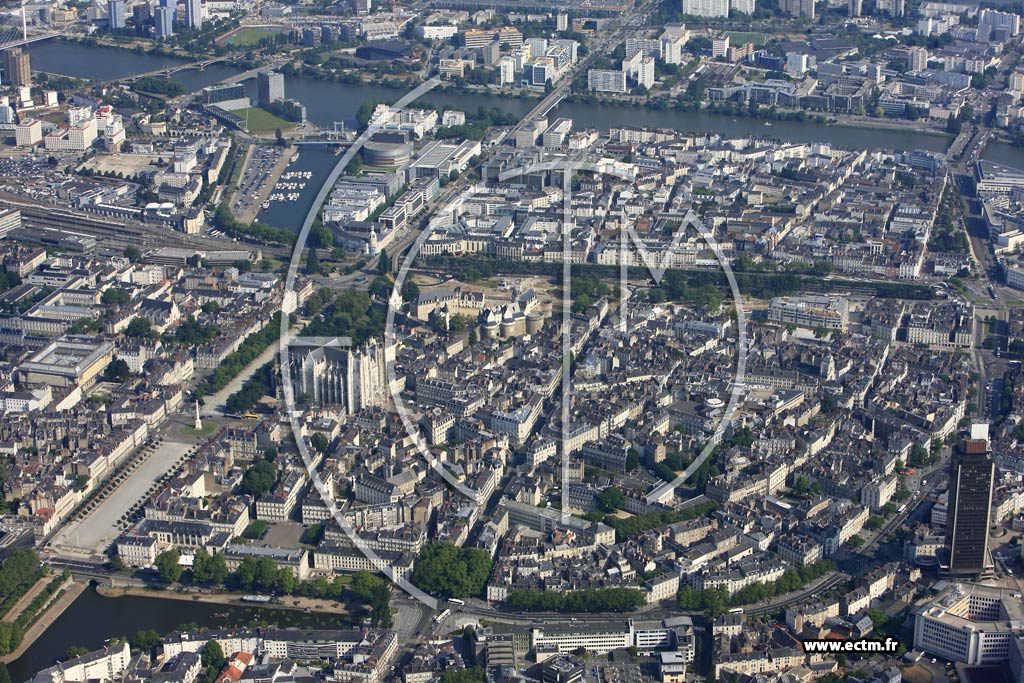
xmin=433 ymin=107 xmax=520 ymax=141
xmin=507 ymin=587 xmax=646 ymax=613
xmin=194 ymin=312 xmax=286 ymax=400
xmin=239 ymin=457 xmax=278 ymax=498
xmin=572 ymin=273 xmax=613 ymax=313
xmin=410 ymin=543 xmax=493 ymax=598
xmin=101 ymin=288 xmax=131 ymax=307
xmin=103 ymin=358 xmax=132 ymax=383
xmin=596 ymin=487 xmax=627 ymax=513
xmin=601 ymin=501 xmax=716 ymax=543
xmin=212 ymin=204 xmax=296 ymax=246
xmin=439 ymin=667 xmax=485 ymax=683
xmin=134 ymin=77 xmax=186 ymax=97
xmin=165 ymin=316 xmax=220 ymax=347
xmin=907 ymin=442 xmax=939 ymax=468
xmin=149 ymin=549 xmax=391 ymax=627
xmin=678 ymin=560 xmax=836 ymax=617
xmin=0 ymin=559 xmax=66 ymax=657
xmin=0 ymin=550 xmax=42 ymax=619
xmin=349 ymin=570 xmax=392 ymax=627
xmin=648 ymin=450 xmax=719 ymax=493
xmin=422 ymin=257 xmax=934 ymax=312
xmin=928 ymin=189 xmax=969 ymax=255
xmin=660 ymin=271 xmax=725 ymax=313
xmin=301 ymin=290 xmax=385 ymax=347
xmin=225 ymin=360 xmax=276 ymax=415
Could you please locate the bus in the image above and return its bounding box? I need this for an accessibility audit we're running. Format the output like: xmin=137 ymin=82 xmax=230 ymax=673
xmin=728 ymin=608 xmax=744 ymax=614
xmin=434 ymin=609 xmax=451 ymax=624
xmin=448 ymin=598 xmax=465 ymax=606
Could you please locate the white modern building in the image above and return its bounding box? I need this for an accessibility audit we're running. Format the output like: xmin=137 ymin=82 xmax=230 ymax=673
xmin=913 ymin=584 xmax=1024 ymax=665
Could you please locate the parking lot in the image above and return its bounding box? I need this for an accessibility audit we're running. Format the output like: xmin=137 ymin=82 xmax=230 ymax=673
xmin=231 ymin=144 xmax=289 ymax=223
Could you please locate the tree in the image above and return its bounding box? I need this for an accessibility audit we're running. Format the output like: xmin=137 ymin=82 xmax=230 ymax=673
xmin=350 ymin=570 xmax=392 ymax=627
xmin=625 ymin=449 xmax=640 ymax=471
xmin=301 ymin=524 xmax=324 ymax=545
xmin=125 ymin=317 xmax=152 ymax=338
xmin=377 ymin=249 xmax=392 ymax=275
xmin=66 ymin=646 xmax=90 ymax=659
xmin=102 ymin=288 xmax=131 ymax=306
xmin=410 ymin=543 xmax=493 ymax=599
xmin=304 ymin=248 xmax=321 ymax=276
xmin=123 ymin=245 xmax=143 ymax=263
xmin=401 ymin=280 xmax=420 ymax=302
xmin=102 ymin=358 xmax=131 ymax=382
xmin=201 ymin=640 xmax=226 ymax=671
xmin=239 ymin=459 xmax=277 ymax=497
xmin=131 ymin=630 xmax=160 ymax=654
xmin=154 ymin=549 xmax=182 ymax=583
xmin=572 ymin=293 xmax=591 ymax=313
xmin=596 ymin=487 xmax=626 ymax=512
xmin=310 ymin=432 xmax=329 ymax=454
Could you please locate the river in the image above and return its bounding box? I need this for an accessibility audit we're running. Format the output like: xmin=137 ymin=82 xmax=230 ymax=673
xmin=28 ymin=40 xmax=242 ymax=93
xmin=28 ymin=38 xmax=954 ymax=151
xmin=7 ymin=586 xmax=356 ymax=683
xmin=23 ymin=38 xmax=1022 ymax=219
xmin=982 ymin=141 xmax=1023 ymax=170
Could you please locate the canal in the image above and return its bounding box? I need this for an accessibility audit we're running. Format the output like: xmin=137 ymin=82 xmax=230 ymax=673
xmin=7 ymin=586 xmax=356 ymax=683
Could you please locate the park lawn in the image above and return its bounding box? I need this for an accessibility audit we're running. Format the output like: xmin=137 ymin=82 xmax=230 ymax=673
xmin=180 ymin=423 xmax=217 ymax=436
xmin=227 ymin=28 xmax=282 ymax=46
xmin=237 ymin=107 xmax=294 ymax=133
xmin=726 ymin=31 xmax=770 ymax=46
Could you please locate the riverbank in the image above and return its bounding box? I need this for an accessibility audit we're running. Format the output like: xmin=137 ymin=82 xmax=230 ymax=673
xmin=565 ymin=93 xmax=951 ymax=139
xmin=0 ymin=581 xmax=87 ymax=664
xmin=1 ymin=576 xmax=51 ymax=624
xmin=96 ymin=585 xmax=353 ymax=615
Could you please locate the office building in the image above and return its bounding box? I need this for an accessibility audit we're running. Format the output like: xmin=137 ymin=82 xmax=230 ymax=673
xmin=15 ymin=118 xmax=42 ymax=146
xmin=712 ymin=35 xmax=730 ymax=58
xmin=159 ymin=0 xmax=175 ymax=23
xmin=781 ymin=0 xmax=815 ymax=18
xmin=945 ymin=431 xmax=994 ymax=576
xmin=731 ymin=0 xmax=755 ymax=13
xmin=914 ymin=584 xmax=1024 ymax=664
xmin=681 ymin=0 xmax=729 ymax=16
xmin=154 ymin=5 xmax=173 ymax=38
xmin=108 ymin=0 xmax=126 ymax=29
xmin=184 ymin=0 xmax=201 ymax=30
xmin=0 ymin=209 xmax=20 ymax=239
xmin=588 ymin=69 xmax=627 ymax=93
xmin=979 ymin=9 xmax=1020 ymax=39
xmin=201 ymin=83 xmax=249 ymax=110
xmin=660 ymin=25 xmax=690 ymax=64
xmin=4 ymin=48 xmax=30 ymax=88
xmin=257 ymin=70 xmax=285 ymax=105
xmin=908 ymin=46 xmax=928 ymax=71
xmin=133 ymin=3 xmax=150 ymax=24
xmin=499 ymin=56 xmax=516 ymax=85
